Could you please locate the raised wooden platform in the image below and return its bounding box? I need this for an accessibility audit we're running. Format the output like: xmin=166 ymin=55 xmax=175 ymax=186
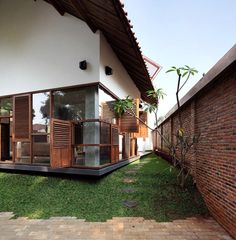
xmin=0 ymin=154 xmax=151 ymax=176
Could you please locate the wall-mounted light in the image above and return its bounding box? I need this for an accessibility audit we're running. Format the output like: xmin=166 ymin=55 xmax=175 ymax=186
xmin=105 ymin=66 xmax=113 ymax=75
xmin=79 ymin=60 xmax=87 ymax=70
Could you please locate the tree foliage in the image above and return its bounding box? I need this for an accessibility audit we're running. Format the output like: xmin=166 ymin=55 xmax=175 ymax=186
xmin=113 ymin=66 xmax=200 ymax=188
xmin=0 ymin=98 xmax=12 ymax=114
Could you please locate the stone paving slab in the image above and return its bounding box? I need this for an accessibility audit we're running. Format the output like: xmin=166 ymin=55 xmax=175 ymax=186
xmin=122 ymin=200 xmax=138 ymax=208
xmin=0 ymin=213 xmax=233 ymax=240
xmin=123 ymin=177 xmax=136 ymax=183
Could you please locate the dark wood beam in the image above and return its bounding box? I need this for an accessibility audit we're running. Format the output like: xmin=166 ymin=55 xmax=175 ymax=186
xmin=85 ymin=0 xmax=121 ymax=24
xmin=87 ymin=0 xmax=115 ymax=16
xmin=69 ymin=0 xmax=97 ymax=33
xmin=103 ymin=32 xmax=132 ymax=49
xmin=88 ymin=11 xmax=126 ymax=35
xmin=48 ymin=0 xmax=65 ymax=16
xmin=111 ymin=46 xmax=147 ymax=74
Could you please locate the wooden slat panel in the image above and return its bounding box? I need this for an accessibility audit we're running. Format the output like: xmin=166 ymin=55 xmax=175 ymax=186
xmin=120 ymin=99 xmax=139 ymax=133
xmin=130 ymin=138 xmax=135 ymax=157
xmin=13 ymin=95 xmax=31 ymax=141
xmin=111 ymin=125 xmax=119 ymax=162
xmin=52 ymin=148 xmax=61 ymax=168
xmin=51 ymin=118 xmax=72 ymax=168
xmin=112 ymin=127 xmax=119 ymax=145
xmin=122 ymin=133 xmax=130 ymax=159
xmin=134 ymin=111 xmax=148 ymax=138
xmin=111 ymin=145 xmax=119 ymax=162
xmin=61 ymin=148 xmax=71 ymax=167
xmin=87 ymin=0 xmax=116 ymax=15
xmin=85 ymin=1 xmax=124 ymax=30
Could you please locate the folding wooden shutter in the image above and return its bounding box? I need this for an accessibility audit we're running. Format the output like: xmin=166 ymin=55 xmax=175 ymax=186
xmin=51 ymin=118 xmax=72 ymax=168
xmin=111 ymin=126 xmax=119 ymax=162
xmin=122 ymin=133 xmax=130 ymax=159
xmin=13 ymin=95 xmax=31 ymax=141
xmin=120 ymin=99 xmax=139 ymax=133
xmin=134 ymin=111 xmax=148 ymax=138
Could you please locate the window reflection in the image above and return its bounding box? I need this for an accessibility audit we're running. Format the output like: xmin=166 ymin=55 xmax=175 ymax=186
xmin=53 ymin=89 xmax=87 ymax=121
xmin=99 ymin=88 xmax=117 ymax=124
xmin=0 ymin=98 xmax=12 ymax=117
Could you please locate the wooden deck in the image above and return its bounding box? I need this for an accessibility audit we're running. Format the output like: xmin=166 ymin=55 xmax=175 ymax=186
xmin=0 ymin=153 xmax=151 ymax=176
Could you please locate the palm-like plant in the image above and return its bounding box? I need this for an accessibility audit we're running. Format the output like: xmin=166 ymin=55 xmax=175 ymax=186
xmin=166 ymin=66 xmax=199 ymax=187
xmin=113 ymin=65 xmax=199 ymax=188
xmin=166 ymin=66 xmax=198 ymax=116
xmin=113 ymin=96 xmax=134 ymax=117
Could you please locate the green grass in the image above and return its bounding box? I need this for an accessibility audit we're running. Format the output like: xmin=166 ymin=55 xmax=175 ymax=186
xmin=0 ymin=153 xmax=208 ymax=221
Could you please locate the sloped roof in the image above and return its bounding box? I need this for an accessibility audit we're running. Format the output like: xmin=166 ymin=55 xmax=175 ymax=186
xmin=44 ymin=0 xmax=155 ymax=102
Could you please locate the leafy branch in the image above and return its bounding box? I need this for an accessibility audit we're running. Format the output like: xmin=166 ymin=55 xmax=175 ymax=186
xmin=113 ymin=65 xmax=200 ymax=188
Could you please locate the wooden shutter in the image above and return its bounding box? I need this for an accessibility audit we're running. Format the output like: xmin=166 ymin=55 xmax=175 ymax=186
xmin=122 ymin=133 xmax=130 ymax=159
xmin=130 ymin=138 xmax=135 ymax=157
xmin=51 ymin=118 xmax=72 ymax=168
xmin=134 ymin=111 xmax=148 ymax=138
xmin=13 ymin=95 xmax=31 ymax=141
xmin=120 ymin=99 xmax=139 ymax=133
xmin=111 ymin=126 xmax=119 ymax=162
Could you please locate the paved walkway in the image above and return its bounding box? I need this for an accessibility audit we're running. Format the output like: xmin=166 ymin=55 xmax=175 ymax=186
xmin=0 ymin=212 xmax=233 ymax=240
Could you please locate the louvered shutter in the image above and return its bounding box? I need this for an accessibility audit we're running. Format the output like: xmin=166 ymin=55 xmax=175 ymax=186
xmin=111 ymin=126 xmax=119 ymax=162
xmin=134 ymin=111 xmax=148 ymax=138
xmin=13 ymin=95 xmax=31 ymax=141
xmin=120 ymin=99 xmax=139 ymax=133
xmin=122 ymin=133 xmax=130 ymax=159
xmin=51 ymin=118 xmax=72 ymax=168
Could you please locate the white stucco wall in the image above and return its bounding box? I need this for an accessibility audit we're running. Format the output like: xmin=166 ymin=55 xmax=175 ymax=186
xmin=99 ymin=34 xmax=140 ymax=99
xmin=0 ymin=0 xmax=100 ymax=97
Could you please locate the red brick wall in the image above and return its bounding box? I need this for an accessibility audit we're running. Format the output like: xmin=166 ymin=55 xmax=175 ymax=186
xmin=156 ymin=68 xmax=236 ymax=238
xmin=162 ymin=118 xmax=172 ymax=152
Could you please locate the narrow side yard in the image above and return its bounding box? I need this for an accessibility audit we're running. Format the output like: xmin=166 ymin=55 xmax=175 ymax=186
xmin=0 ymin=154 xmax=208 ymax=221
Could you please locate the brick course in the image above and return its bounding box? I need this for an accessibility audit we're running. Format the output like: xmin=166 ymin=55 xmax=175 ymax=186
xmin=155 ymin=59 xmax=236 ymax=238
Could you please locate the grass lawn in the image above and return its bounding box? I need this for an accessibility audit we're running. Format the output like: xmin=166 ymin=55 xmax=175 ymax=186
xmin=0 ymin=153 xmax=208 ymax=221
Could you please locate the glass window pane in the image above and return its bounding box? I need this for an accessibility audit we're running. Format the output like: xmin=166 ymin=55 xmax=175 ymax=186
xmin=32 ymin=135 xmax=50 ymax=165
xmin=53 ymin=87 xmax=98 ymax=121
xmin=0 ymin=98 xmax=12 ymax=117
xmin=15 ymin=141 xmax=30 ymax=164
xmin=32 ymin=92 xmax=50 ymax=165
xmin=100 ymin=122 xmax=110 ymax=144
xmin=82 ymin=121 xmax=100 ymax=144
xmin=99 ymin=88 xmax=117 ymax=124
xmin=32 ymin=92 xmax=50 ymax=134
xmin=74 ymin=146 xmax=100 ymax=167
xmin=100 ymin=146 xmax=111 ymax=165
xmin=112 ymin=127 xmax=119 ymax=145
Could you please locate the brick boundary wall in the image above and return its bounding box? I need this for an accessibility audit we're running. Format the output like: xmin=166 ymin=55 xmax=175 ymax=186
xmin=154 ymin=45 xmax=236 ymax=238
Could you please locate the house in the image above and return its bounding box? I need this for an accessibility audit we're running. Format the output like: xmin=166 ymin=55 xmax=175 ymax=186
xmin=0 ymin=0 xmax=157 ymax=175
